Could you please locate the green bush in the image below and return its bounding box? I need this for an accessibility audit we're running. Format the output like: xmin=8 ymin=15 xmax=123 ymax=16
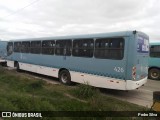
xmin=0 ymin=97 xmax=18 ymax=111
xmin=25 ymin=80 xmax=45 ymax=92
xmin=0 ymin=65 xmax=5 ymax=73
xmin=30 ymin=80 xmax=45 ymax=89
xmin=73 ymin=82 xmax=96 ymax=99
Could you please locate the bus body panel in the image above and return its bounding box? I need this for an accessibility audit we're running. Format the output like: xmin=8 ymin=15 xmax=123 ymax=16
xmin=149 ymin=58 xmax=160 ymax=68
xmin=10 ymin=52 xmax=127 ymax=80
xmin=135 ymin=32 xmax=149 ymax=80
xmin=126 ymin=32 xmax=149 ymax=81
xmin=6 ymin=60 xmax=147 ymax=90
xmin=125 ymin=35 xmax=135 ymax=80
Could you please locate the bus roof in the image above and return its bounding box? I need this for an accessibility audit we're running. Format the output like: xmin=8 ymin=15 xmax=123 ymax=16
xmin=8 ymin=30 xmax=147 ymax=42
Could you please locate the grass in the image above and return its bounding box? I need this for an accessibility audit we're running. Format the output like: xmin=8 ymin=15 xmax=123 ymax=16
xmin=0 ymin=66 xmax=151 ymax=120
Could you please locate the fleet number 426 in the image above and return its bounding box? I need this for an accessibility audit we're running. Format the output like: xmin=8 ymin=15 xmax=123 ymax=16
xmin=114 ymin=67 xmax=124 ymax=73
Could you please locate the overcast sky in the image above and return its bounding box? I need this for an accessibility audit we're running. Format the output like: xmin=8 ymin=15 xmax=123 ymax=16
xmin=0 ymin=0 xmax=160 ymax=42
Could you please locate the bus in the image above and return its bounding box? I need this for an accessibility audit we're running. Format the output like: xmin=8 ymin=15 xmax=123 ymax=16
xmin=149 ymin=42 xmax=160 ymax=80
xmin=0 ymin=41 xmax=7 ymax=63
xmin=5 ymin=31 xmax=149 ymax=90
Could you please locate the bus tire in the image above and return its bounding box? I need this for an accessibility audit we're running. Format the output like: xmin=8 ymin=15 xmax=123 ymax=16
xmin=149 ymin=68 xmax=160 ymax=80
xmin=59 ymin=70 xmax=71 ymax=85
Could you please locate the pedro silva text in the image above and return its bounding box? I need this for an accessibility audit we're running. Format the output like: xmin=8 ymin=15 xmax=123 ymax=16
xmin=138 ymin=112 xmax=157 ymax=117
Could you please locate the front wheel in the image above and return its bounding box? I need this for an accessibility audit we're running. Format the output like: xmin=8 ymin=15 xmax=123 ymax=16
xmin=149 ymin=68 xmax=160 ymax=80
xmin=59 ymin=70 xmax=71 ymax=85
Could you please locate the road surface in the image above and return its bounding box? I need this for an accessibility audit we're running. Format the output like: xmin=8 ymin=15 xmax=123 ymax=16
xmin=101 ymin=79 xmax=160 ymax=108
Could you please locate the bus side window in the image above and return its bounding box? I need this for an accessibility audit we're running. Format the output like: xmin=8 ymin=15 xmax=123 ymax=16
xmin=109 ymin=38 xmax=124 ymax=59
xmin=7 ymin=42 xmax=13 ymax=56
xmin=95 ymin=38 xmax=109 ymax=59
xmin=42 ymin=40 xmax=55 ymax=55
xmin=30 ymin=41 xmax=41 ymax=54
xmin=55 ymin=40 xmax=72 ymax=56
xmin=14 ymin=42 xmax=22 ymax=53
xmin=21 ymin=41 xmax=30 ymax=53
xmin=95 ymin=38 xmax=124 ymax=60
xmin=72 ymin=39 xmax=94 ymax=58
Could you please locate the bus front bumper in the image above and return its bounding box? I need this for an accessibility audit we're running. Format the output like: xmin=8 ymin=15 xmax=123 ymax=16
xmin=125 ymin=77 xmax=148 ymax=90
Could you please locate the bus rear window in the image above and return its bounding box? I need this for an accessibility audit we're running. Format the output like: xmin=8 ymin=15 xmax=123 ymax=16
xmin=137 ymin=36 xmax=149 ymax=53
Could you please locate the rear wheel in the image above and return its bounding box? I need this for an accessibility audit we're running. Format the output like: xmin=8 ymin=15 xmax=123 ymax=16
xmin=149 ymin=68 xmax=160 ymax=80
xmin=59 ymin=70 xmax=71 ymax=85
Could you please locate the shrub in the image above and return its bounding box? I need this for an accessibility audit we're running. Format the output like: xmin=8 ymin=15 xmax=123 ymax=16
xmin=73 ymin=82 xmax=96 ymax=99
xmin=25 ymin=80 xmax=45 ymax=92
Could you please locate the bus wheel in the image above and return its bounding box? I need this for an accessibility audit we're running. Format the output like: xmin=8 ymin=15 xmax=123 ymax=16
xmin=59 ymin=70 xmax=71 ymax=85
xmin=149 ymin=68 xmax=160 ymax=80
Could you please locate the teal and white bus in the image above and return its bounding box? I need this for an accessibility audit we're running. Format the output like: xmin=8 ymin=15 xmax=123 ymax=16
xmin=6 ymin=31 xmax=149 ymax=90
xmin=149 ymin=42 xmax=160 ymax=80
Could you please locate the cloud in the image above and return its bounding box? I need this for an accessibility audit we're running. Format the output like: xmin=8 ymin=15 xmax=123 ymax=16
xmin=0 ymin=0 xmax=160 ymax=41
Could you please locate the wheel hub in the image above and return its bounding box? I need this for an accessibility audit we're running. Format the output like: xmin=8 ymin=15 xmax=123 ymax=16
xmin=151 ymin=72 xmax=159 ymax=78
xmin=61 ymin=73 xmax=68 ymax=83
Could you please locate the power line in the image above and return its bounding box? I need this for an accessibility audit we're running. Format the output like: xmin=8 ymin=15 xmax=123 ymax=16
xmin=4 ymin=0 xmax=41 ymax=18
